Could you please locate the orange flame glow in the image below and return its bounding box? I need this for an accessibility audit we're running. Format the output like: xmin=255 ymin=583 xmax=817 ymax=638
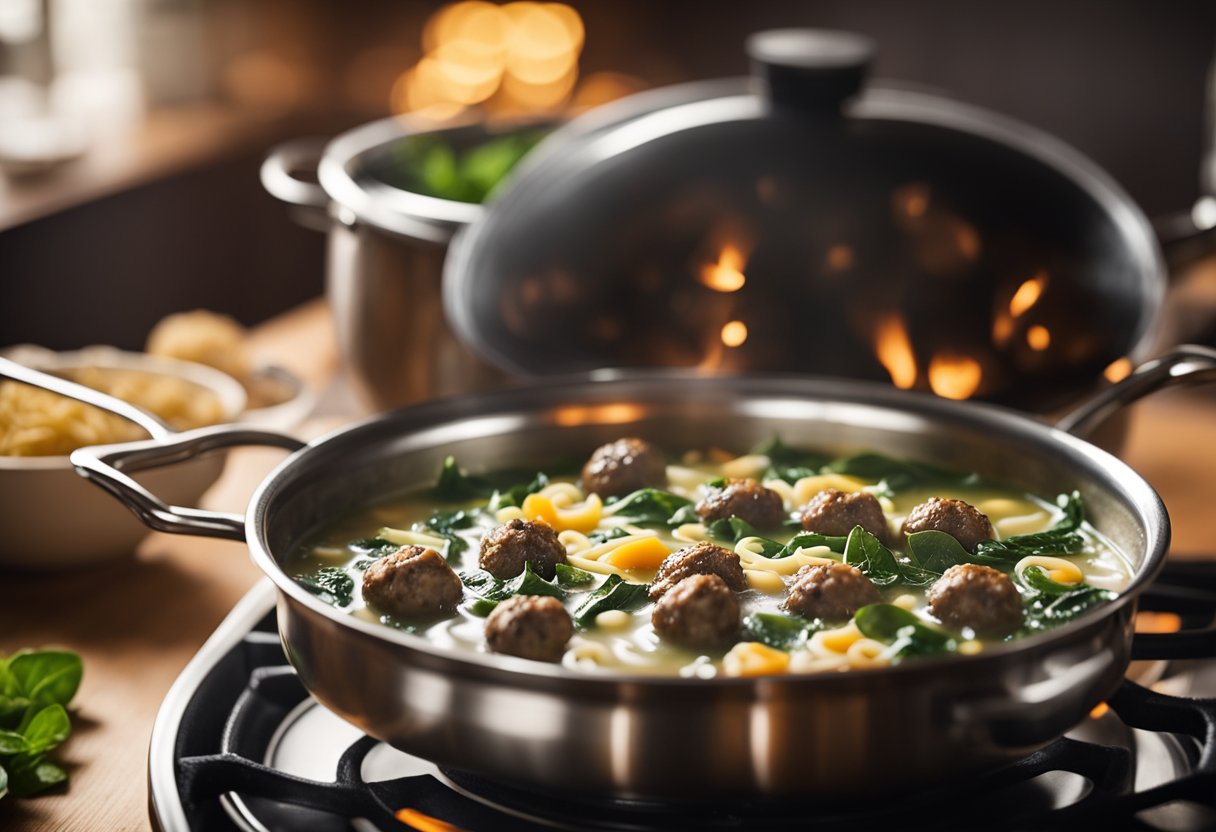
xmin=1104 ymin=357 xmax=1133 ymax=383
xmin=1009 ymin=272 xmax=1048 ymax=318
xmin=396 ymin=807 xmax=466 ymax=832
xmin=1089 ymin=702 xmax=1110 ymax=719
xmin=721 ymin=320 xmax=748 ymax=347
xmin=700 ymin=244 xmax=747 ymax=292
xmin=874 ymin=315 xmax=918 ymax=390
xmin=928 ymin=354 xmax=983 ymax=400
xmin=1026 ymin=325 xmax=1051 ymax=351
xmin=1135 ymin=611 xmax=1182 ymax=634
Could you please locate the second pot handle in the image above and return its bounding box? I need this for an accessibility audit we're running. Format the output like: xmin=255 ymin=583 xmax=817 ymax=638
xmin=70 ymin=426 xmax=306 ymax=541
xmin=260 ymin=138 xmax=331 ymax=231
xmin=1056 ymin=345 xmax=1216 ymax=439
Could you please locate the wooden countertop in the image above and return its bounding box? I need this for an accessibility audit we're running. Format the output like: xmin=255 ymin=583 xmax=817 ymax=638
xmin=1 ymin=298 xmax=1215 ymax=831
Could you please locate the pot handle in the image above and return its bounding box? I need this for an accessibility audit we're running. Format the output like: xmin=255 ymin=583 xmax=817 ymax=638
xmin=70 ymin=427 xmax=306 ymax=541
xmin=260 ymin=138 xmax=330 ymax=230
xmin=1055 ymin=345 xmax=1216 ymax=439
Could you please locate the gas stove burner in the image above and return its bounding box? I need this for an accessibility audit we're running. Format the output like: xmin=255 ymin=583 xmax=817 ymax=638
xmin=151 ymin=564 xmax=1216 ymax=832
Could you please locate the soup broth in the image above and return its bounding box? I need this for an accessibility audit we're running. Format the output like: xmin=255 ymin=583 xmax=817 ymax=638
xmin=288 ymin=443 xmax=1132 ymax=677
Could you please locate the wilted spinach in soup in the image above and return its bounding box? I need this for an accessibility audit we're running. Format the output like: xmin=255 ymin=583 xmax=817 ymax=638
xmin=288 ymin=438 xmax=1132 ymax=677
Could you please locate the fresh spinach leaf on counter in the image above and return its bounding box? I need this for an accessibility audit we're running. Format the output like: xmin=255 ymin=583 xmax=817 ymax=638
xmin=0 ymin=649 xmax=82 ymax=800
xmin=742 ymin=613 xmax=825 ymax=651
xmin=975 ymin=492 xmax=1086 ymax=560
xmin=855 ymin=604 xmax=957 ymax=658
xmin=754 ymin=437 xmax=832 ymax=484
xmin=296 ymin=566 xmax=355 ymax=606
xmin=555 ymin=563 xmax=596 ymax=588
xmin=573 ymin=575 xmax=650 ymax=627
xmin=606 ymin=488 xmax=693 ymax=526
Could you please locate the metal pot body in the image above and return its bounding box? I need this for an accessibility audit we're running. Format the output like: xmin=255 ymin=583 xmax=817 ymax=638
xmin=228 ymin=374 xmax=1165 ymax=800
xmin=326 ymin=221 xmax=504 ymax=409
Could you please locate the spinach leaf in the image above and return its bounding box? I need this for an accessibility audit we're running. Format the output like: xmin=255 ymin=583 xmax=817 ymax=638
xmin=1019 ymin=565 xmax=1083 ymax=596
xmin=1021 ymin=585 xmax=1115 ymax=633
xmin=666 ymin=504 xmax=700 ymax=526
xmin=487 ymin=472 xmax=549 ymax=512
xmin=423 ymin=508 xmax=478 ymax=559
xmin=433 ymin=456 xmax=493 ymax=501
xmin=974 ymin=492 xmax=1086 ymax=560
xmin=607 ymin=488 xmax=693 ymax=525
xmin=778 ymin=532 xmax=849 ymax=557
xmin=20 ymin=706 xmax=69 ymax=757
xmin=555 ymin=563 xmax=595 ymax=588
xmin=464 ymin=598 xmax=499 ymax=617
xmin=906 ymin=531 xmax=1009 ymax=573
xmin=573 ymin=575 xmax=651 ymax=627
xmin=295 ymin=567 xmax=355 ymax=607
xmin=843 ymin=527 xmax=903 ymax=587
xmin=5 ymin=757 xmax=66 ymax=797
xmin=0 ymin=763 xmax=6 ymax=800
xmin=855 ymin=604 xmax=957 ymax=658
xmin=0 ymin=732 xmax=27 ymax=755
xmin=6 ymin=652 xmax=81 ymax=709
xmin=742 ymin=613 xmax=825 ymax=651
xmin=754 ymin=437 xmax=831 ymax=484
xmin=349 ymin=538 xmax=398 ymax=558
xmin=826 ymin=453 xmax=980 ymax=493
xmin=705 ymin=516 xmax=765 ymax=545
xmin=460 ymin=562 xmax=565 ymax=606
xmin=588 ymin=527 xmax=631 ymax=545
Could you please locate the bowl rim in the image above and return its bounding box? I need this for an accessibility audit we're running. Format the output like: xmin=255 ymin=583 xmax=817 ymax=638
xmin=0 ymin=345 xmax=248 ymax=469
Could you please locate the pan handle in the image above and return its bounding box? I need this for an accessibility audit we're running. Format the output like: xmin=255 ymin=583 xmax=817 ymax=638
xmin=1055 ymin=344 xmax=1216 ymax=439
xmin=260 ymin=138 xmax=331 ymax=231
xmin=70 ymin=427 xmax=306 ymax=541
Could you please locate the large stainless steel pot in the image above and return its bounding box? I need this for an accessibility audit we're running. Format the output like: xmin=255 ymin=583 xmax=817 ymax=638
xmin=25 ymin=347 xmax=1210 ymax=801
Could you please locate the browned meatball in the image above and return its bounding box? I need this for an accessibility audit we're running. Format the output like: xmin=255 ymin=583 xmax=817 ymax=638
xmin=651 ymin=574 xmax=741 ymax=650
xmin=695 ymin=478 xmax=786 ymax=529
xmin=485 ymin=595 xmax=574 ymax=662
xmin=782 ymin=562 xmax=881 ymax=622
xmin=361 ymin=546 xmax=463 ymax=620
xmin=479 ymin=518 xmax=567 ymax=580
xmin=927 ymin=564 xmax=1023 ymax=637
xmin=800 ymin=489 xmax=889 ymax=540
xmin=649 ymin=541 xmax=747 ymax=601
xmin=902 ymin=497 xmax=994 ymax=552
xmin=581 ymin=437 xmax=668 ymax=498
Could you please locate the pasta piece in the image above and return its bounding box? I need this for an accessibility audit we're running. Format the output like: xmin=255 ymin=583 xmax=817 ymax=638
xmin=736 ymin=538 xmax=835 ymax=575
xmin=595 ymin=610 xmax=632 ymax=630
xmin=521 ymin=492 xmax=603 ymax=532
xmin=1015 ymin=555 xmax=1084 ymax=585
xmin=808 ymin=621 xmax=862 ymax=656
xmin=376 ymin=526 xmax=447 ymax=549
xmin=763 ymin=479 xmax=797 ymax=509
xmin=846 ymin=638 xmax=891 ymax=669
xmin=563 ymin=638 xmax=613 ymax=668
xmin=892 ymin=594 xmax=920 ymax=611
xmin=604 ymin=538 xmax=671 ymax=570
xmin=673 ymin=523 xmax=709 ymax=543
xmin=994 ymin=511 xmax=1052 ymax=538
xmin=557 ymin=530 xmax=593 ymax=555
xmin=788 ymin=650 xmax=849 ymax=674
xmin=720 ymin=454 xmax=768 ymax=480
xmin=723 ymin=642 xmax=791 ymax=677
xmin=743 ymin=569 xmax=786 ymax=592
xmin=792 ymin=474 xmax=868 ymax=506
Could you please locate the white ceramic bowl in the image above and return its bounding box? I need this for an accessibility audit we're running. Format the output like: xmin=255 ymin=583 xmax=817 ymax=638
xmin=0 ymin=346 xmax=248 ymax=569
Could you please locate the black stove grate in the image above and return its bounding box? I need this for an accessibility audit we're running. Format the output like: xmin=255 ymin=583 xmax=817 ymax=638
xmin=155 ymin=561 xmax=1216 ymax=832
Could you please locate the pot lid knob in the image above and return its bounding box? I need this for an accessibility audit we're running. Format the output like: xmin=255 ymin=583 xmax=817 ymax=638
xmin=746 ymin=28 xmax=874 ymax=112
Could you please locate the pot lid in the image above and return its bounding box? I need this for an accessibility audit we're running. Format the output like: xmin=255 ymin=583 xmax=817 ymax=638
xmin=445 ymin=29 xmax=1164 ymax=409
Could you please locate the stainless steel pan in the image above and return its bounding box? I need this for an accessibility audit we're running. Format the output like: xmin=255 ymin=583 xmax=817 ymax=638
xmin=6 ymin=350 xmax=1216 ymax=800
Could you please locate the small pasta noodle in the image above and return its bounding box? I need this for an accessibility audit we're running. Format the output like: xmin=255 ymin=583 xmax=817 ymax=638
xmin=1014 ymin=555 xmax=1084 ymax=585
xmin=735 ymin=537 xmax=836 ymax=575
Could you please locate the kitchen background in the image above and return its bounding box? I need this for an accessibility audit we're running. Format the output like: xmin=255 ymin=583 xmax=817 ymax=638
xmin=1 ymin=0 xmax=1214 ymax=351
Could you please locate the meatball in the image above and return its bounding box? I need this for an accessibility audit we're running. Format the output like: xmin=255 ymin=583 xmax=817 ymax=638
xmin=361 ymin=546 xmax=463 ymax=620
xmin=800 ymin=489 xmax=889 ymax=540
xmin=927 ymin=563 xmax=1023 ymax=637
xmin=581 ymin=437 xmax=668 ymax=498
xmin=479 ymin=518 xmax=567 ymax=580
xmin=649 ymin=541 xmax=747 ymax=601
xmin=651 ymin=574 xmax=741 ymax=650
xmin=782 ymin=562 xmax=881 ymax=621
xmin=485 ymin=595 xmax=574 ymax=662
xmin=695 ymin=478 xmax=786 ymax=529
xmin=902 ymin=497 xmax=994 ymax=552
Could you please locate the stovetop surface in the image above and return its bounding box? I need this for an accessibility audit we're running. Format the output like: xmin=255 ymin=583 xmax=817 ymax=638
xmin=150 ymin=563 xmax=1216 ymax=832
